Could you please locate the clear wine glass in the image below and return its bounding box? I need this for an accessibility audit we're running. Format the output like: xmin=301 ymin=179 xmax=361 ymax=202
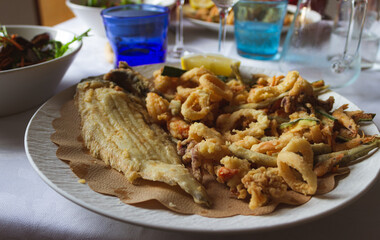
xmin=169 ymin=0 xmax=190 ymax=58
xmin=212 ymin=0 xmax=239 ymax=53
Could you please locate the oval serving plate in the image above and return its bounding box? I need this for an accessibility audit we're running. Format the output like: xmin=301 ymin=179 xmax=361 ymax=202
xmin=184 ymin=4 xmax=322 ymax=34
xmin=25 ymin=64 xmax=380 ymax=233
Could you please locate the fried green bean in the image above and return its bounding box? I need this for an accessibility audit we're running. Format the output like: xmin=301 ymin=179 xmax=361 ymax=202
xmin=311 ymin=143 xmax=332 ymax=155
xmin=315 ymin=139 xmax=379 ymax=166
xmin=228 ymin=143 xmax=277 ymax=167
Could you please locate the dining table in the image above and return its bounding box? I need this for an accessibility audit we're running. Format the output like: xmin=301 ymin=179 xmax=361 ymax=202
xmin=1 ymin=16 xmax=380 ymax=240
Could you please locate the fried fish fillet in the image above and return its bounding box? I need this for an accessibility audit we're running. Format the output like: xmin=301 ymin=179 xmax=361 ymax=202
xmin=75 ymin=78 xmax=211 ymax=207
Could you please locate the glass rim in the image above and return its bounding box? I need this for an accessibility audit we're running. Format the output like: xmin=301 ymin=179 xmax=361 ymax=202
xmin=101 ymin=4 xmax=169 ymax=20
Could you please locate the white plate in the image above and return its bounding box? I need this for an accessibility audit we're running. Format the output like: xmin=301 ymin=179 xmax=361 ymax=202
xmin=185 ymin=4 xmax=322 ymax=34
xmin=25 ymin=64 xmax=380 ymax=233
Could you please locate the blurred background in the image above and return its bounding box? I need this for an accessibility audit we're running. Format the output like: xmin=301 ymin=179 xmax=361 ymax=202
xmin=1 ymin=0 xmax=341 ymax=26
xmin=0 ymin=0 xmax=74 ymax=26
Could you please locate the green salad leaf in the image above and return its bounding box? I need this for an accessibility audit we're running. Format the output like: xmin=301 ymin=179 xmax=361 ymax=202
xmin=86 ymin=0 xmax=140 ymax=7
xmin=53 ymin=29 xmax=90 ymax=58
xmin=0 ymin=25 xmax=8 ymax=37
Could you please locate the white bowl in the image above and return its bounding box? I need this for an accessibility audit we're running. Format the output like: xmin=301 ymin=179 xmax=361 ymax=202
xmin=0 ymin=25 xmax=82 ymax=117
xmin=66 ymin=0 xmax=176 ymax=38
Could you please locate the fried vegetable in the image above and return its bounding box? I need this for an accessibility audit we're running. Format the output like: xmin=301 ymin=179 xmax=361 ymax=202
xmin=346 ymin=110 xmax=376 ymax=123
xmin=161 ymin=65 xmax=187 ymax=78
xmin=231 ymin=62 xmax=243 ymax=83
xmin=316 ymin=107 xmax=336 ymax=121
xmin=279 ymin=117 xmax=320 ymax=130
xmin=315 ymin=138 xmax=380 ymax=166
xmin=336 ymin=135 xmax=351 ymax=142
xmin=228 ymin=143 xmax=277 ymax=167
xmin=311 ymin=143 xmax=332 ymax=155
xmin=334 ymin=136 xmax=376 ymax=152
xmin=314 ymin=154 xmax=344 ymax=177
xmin=224 ymin=85 xmax=329 ymax=112
xmin=357 ymin=113 xmax=376 ymax=122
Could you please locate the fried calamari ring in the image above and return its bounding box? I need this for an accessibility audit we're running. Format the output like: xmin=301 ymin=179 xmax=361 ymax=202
xmin=181 ymin=89 xmax=211 ymax=121
xmin=283 ymin=137 xmax=314 ymax=165
xmin=277 ymin=138 xmax=317 ymax=195
xmin=180 ymin=66 xmax=212 ymax=85
xmin=217 ymin=109 xmax=270 ymax=142
xmin=199 ymin=73 xmax=233 ymax=102
xmin=176 ymin=86 xmax=201 ymax=102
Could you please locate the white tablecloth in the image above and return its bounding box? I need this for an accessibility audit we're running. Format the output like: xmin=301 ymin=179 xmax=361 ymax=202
xmin=1 ymin=17 xmax=380 ymax=240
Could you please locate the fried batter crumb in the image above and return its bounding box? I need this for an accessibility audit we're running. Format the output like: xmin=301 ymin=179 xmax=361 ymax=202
xmin=242 ymin=167 xmax=288 ymax=210
xmin=78 ymin=179 xmax=86 ymax=184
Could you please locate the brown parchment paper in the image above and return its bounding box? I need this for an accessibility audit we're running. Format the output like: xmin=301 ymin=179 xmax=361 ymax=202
xmin=50 ymin=99 xmax=347 ymax=217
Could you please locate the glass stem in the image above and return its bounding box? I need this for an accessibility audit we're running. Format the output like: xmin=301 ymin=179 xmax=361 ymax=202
xmin=218 ymin=8 xmax=229 ymax=53
xmin=174 ymin=0 xmax=185 ymax=53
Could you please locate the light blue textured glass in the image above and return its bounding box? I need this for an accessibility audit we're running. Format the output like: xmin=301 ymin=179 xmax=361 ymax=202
xmin=234 ymin=0 xmax=288 ymax=60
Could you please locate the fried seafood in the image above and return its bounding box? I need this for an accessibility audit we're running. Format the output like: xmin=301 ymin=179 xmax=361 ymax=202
xmin=216 ymin=156 xmax=251 ymax=199
xmin=217 ymin=109 xmax=270 ymax=142
xmin=146 ymin=92 xmax=170 ymax=123
xmin=332 ymin=104 xmax=359 ymax=136
xmin=247 ymin=71 xmax=299 ymax=104
xmin=242 ymin=167 xmax=288 ymax=210
xmin=103 ymin=62 xmax=153 ymax=97
xmin=184 ymin=122 xmax=230 ymax=181
xmin=180 ymin=66 xmax=212 ymax=85
xmin=167 ymin=117 xmax=190 ymax=140
xmin=75 ymin=62 xmax=378 ymax=214
xmin=144 ymin=65 xmax=377 ymax=212
xmin=199 ymin=73 xmax=233 ymax=102
xmin=181 ymin=89 xmax=211 ymax=121
xmin=75 ymin=69 xmax=211 ymax=207
xmin=249 ymin=131 xmax=296 ymax=155
xmin=277 ymin=138 xmax=317 ymax=195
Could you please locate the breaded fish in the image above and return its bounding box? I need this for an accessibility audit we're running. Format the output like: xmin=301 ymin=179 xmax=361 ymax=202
xmin=75 ymin=66 xmax=211 ymax=207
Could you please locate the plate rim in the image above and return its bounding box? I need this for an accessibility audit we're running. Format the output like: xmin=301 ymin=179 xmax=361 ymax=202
xmin=24 ymin=65 xmax=380 ymax=234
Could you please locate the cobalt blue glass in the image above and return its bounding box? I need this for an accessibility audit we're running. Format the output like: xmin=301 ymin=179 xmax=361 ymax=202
xmin=102 ymin=4 xmax=170 ymax=67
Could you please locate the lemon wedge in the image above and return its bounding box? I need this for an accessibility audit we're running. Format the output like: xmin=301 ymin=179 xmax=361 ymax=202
xmin=181 ymin=54 xmax=241 ymax=76
xmin=189 ymin=0 xmax=215 ymax=9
